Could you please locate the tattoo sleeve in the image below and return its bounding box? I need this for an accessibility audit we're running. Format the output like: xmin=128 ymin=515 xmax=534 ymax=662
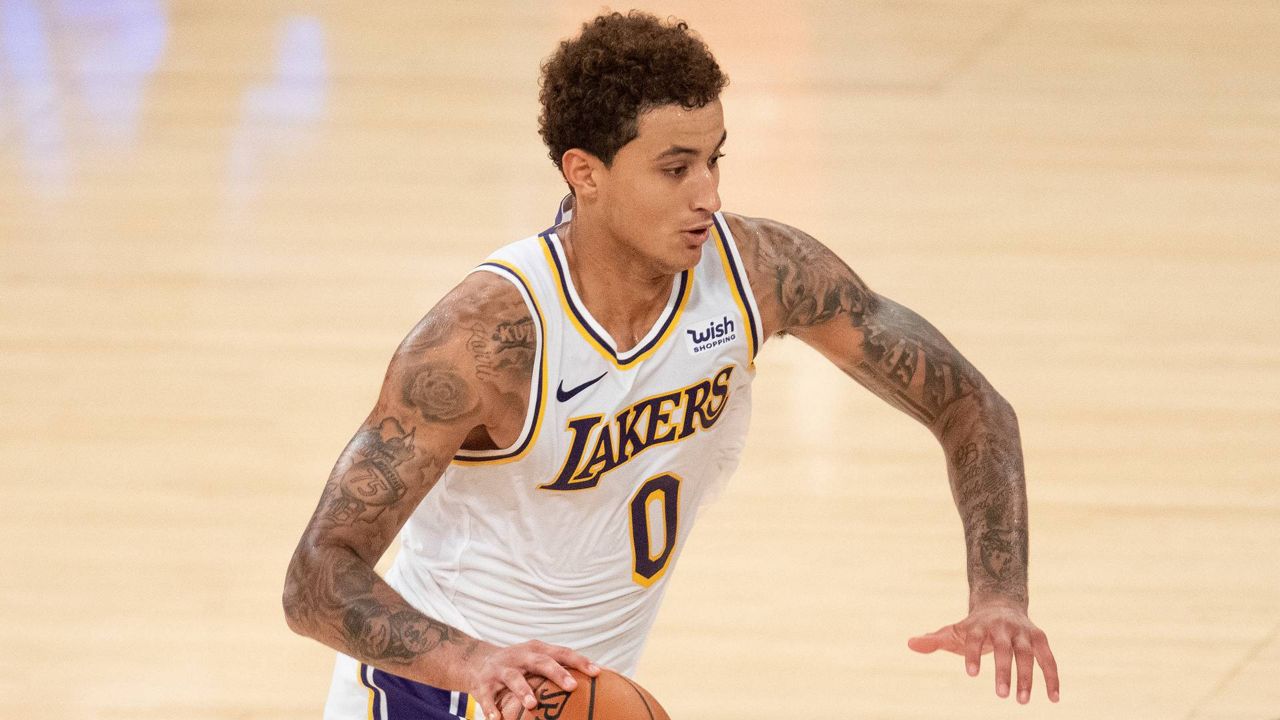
xmin=744 ymin=216 xmax=1030 ymax=607
xmin=282 ymin=273 xmax=539 ymax=686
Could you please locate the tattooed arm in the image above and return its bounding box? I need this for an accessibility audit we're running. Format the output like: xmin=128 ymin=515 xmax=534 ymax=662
xmin=725 ymin=213 xmax=1059 ymax=704
xmin=283 ymin=272 xmax=596 ymax=720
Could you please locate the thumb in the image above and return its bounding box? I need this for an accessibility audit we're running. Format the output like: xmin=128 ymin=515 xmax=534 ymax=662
xmin=907 ymin=624 xmax=964 ymax=654
xmin=907 ymin=634 xmax=942 ymax=653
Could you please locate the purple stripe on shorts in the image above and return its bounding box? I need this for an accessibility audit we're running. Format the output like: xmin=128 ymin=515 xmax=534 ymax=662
xmin=370 ymin=667 xmax=462 ymax=720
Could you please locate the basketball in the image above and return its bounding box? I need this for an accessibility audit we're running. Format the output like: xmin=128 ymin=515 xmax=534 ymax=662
xmin=518 ymin=669 xmax=670 ymax=720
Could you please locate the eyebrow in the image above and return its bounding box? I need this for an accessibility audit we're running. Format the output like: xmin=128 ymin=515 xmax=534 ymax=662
xmin=654 ymin=130 xmax=728 ymax=160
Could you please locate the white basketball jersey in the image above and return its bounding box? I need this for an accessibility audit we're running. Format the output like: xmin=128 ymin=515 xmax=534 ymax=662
xmin=385 ymin=204 xmax=763 ymax=676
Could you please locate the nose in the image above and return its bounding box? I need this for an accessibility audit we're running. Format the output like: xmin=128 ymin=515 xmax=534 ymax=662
xmin=691 ymin=165 xmax=721 ymax=215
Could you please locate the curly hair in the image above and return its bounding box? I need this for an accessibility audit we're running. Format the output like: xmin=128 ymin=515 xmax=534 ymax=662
xmin=538 ymin=11 xmax=728 ymax=172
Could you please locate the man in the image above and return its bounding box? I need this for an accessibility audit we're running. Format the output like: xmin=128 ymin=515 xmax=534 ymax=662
xmin=284 ymin=11 xmax=1060 ymax=719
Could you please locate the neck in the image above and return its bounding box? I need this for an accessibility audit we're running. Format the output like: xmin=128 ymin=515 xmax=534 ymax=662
xmin=558 ymin=212 xmax=679 ymax=350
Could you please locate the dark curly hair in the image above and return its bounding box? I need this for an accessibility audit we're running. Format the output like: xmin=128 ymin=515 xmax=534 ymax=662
xmin=538 ymin=11 xmax=728 ymax=172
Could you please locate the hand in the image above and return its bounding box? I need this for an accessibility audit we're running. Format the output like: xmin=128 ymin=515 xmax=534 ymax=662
xmin=907 ymin=600 xmax=1060 ymax=704
xmin=466 ymin=640 xmax=600 ymax=720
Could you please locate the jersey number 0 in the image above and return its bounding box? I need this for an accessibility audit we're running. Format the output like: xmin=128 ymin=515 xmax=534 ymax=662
xmin=629 ymin=473 xmax=681 ymax=587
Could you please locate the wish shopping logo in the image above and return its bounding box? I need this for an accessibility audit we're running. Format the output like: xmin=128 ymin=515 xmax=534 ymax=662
xmin=685 ymin=315 xmax=736 ymax=354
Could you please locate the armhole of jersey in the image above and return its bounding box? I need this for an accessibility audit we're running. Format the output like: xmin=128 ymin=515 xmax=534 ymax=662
xmin=451 ymin=261 xmax=547 ymax=465
xmin=711 ymin=213 xmax=764 ymax=363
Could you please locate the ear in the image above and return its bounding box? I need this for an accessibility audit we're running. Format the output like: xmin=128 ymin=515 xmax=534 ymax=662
xmin=561 ymin=148 xmax=604 ymax=200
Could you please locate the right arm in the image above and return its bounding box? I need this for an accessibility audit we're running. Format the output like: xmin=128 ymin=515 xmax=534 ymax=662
xmin=282 ymin=271 xmax=596 ymax=719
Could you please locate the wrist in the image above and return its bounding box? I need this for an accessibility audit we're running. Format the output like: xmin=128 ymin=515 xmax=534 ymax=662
xmin=452 ymin=639 xmax=499 ymax=691
xmin=968 ymin=590 xmax=1028 ymax=613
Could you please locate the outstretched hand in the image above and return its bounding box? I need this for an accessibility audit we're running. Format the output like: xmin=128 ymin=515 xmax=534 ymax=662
xmin=908 ymin=600 xmax=1059 ymax=704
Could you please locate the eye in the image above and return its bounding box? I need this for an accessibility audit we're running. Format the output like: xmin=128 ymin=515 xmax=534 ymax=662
xmin=664 ymin=166 xmax=688 ymax=177
xmin=710 ymin=152 xmax=726 ymax=166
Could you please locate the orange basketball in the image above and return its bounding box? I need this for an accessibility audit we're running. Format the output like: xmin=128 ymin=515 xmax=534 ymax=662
xmin=518 ymin=668 xmax=670 ymax=720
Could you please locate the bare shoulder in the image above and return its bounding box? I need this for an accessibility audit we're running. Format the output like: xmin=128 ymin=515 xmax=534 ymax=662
xmin=722 ymin=212 xmax=874 ymax=339
xmin=384 ymin=270 xmax=537 ymax=443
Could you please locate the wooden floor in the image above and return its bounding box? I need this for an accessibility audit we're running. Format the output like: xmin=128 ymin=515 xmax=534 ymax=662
xmin=2 ymin=1 xmax=1278 ymax=718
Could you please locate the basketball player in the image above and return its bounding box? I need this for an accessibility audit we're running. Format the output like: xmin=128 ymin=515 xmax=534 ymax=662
xmin=284 ymin=11 xmax=1060 ymax=719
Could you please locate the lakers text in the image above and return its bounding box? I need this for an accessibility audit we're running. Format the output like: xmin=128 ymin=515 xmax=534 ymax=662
xmin=541 ymin=365 xmax=735 ymax=491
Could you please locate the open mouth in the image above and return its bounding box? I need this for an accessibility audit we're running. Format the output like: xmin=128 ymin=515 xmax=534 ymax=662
xmin=682 ymin=226 xmax=711 ymax=244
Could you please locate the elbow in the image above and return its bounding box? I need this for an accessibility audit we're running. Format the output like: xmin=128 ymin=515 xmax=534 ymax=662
xmin=934 ymin=386 xmax=1018 ymax=440
xmin=990 ymin=390 xmax=1018 ymax=425
xmin=281 ymin=580 xmax=305 ymax=637
xmin=972 ymin=388 xmax=1019 ymax=435
xmin=282 ymin=540 xmax=362 ymax=638
xmin=988 ymin=389 xmax=1018 ymax=417
xmin=282 ymin=591 xmax=305 ymax=637
xmin=282 ymin=548 xmax=316 ymax=637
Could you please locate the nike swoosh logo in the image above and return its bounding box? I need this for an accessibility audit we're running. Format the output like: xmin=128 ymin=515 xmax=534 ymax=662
xmin=556 ymin=372 xmax=607 ymax=402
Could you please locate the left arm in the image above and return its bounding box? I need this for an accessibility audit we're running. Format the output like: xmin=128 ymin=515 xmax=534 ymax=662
xmin=725 ymin=213 xmax=1059 ymax=704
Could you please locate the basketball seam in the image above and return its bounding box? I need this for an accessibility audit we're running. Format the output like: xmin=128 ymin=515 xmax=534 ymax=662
xmin=620 ymin=676 xmax=656 ymax=720
xmin=587 ymin=674 xmax=597 ymax=720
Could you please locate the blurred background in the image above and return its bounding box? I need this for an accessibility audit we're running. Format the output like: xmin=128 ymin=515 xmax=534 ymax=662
xmin=1 ymin=1 xmax=1277 ymax=718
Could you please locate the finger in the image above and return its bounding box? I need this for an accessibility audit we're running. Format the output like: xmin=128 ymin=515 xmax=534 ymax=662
xmin=527 ymin=655 xmax=580 ymax=692
xmin=476 ymin=682 xmax=505 ymax=720
xmin=543 ymin=644 xmax=601 ymax=677
xmin=1013 ymin=635 xmax=1034 ymax=704
xmin=963 ymin=625 xmax=985 ymax=677
xmin=496 ymin=688 xmax=526 ymax=720
xmin=480 ymin=694 xmax=503 ymax=720
xmin=992 ymin=630 xmax=1013 ymax=699
xmin=501 ymin=669 xmax=538 ymax=711
xmin=1032 ymin=632 xmax=1061 ymax=702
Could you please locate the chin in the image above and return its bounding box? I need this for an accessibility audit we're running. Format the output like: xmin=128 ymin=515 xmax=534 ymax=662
xmin=627 ymin=233 xmax=703 ymax=275
xmin=662 ymin=243 xmax=703 ymax=273
xmin=681 ymin=243 xmax=705 ymax=268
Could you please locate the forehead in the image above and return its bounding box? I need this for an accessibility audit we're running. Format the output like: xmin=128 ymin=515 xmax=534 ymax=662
xmin=632 ymin=100 xmax=725 ymax=152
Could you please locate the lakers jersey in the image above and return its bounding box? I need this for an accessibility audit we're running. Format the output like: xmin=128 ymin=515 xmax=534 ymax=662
xmin=325 ymin=202 xmax=761 ymax=719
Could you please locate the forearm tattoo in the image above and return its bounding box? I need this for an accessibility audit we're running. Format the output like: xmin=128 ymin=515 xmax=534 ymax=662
xmin=952 ymin=425 xmax=1029 ymax=603
xmin=284 ymin=416 xmax=479 ymax=666
xmin=747 ymin=218 xmax=1030 ymax=603
xmin=343 ymin=585 xmax=474 ymax=662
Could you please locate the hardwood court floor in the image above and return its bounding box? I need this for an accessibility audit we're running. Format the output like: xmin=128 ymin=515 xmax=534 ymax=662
xmin=1 ymin=2 xmax=1277 ymax=718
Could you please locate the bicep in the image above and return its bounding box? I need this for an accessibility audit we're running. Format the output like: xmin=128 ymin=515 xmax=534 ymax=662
xmin=735 ymin=214 xmax=988 ymax=430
